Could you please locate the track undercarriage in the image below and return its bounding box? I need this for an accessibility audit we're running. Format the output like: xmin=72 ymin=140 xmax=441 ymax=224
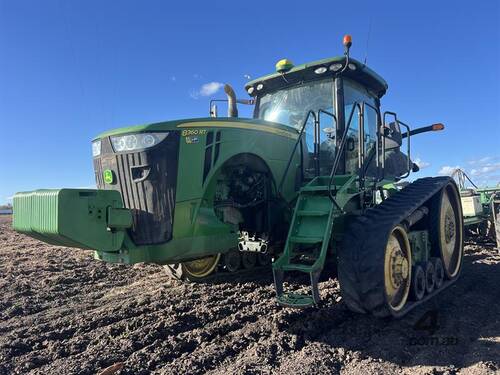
xmin=338 ymin=177 xmax=463 ymax=317
xmin=164 ymin=176 xmax=464 ymax=318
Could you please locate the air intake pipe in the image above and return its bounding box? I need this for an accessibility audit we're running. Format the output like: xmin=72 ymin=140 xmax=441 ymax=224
xmin=224 ymin=84 xmax=238 ymax=117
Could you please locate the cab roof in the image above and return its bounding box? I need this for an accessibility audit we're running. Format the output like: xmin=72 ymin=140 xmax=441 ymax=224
xmin=245 ymin=56 xmax=388 ymax=98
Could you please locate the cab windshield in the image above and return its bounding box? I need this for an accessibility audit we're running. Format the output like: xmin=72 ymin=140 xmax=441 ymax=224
xmin=256 ymin=78 xmax=334 ymax=130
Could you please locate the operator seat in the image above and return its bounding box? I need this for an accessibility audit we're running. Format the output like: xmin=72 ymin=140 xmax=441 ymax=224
xmin=365 ymin=122 xmax=417 ymax=179
xmin=383 ymin=122 xmax=414 ymax=178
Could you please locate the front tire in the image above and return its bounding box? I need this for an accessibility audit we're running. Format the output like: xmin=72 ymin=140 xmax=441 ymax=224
xmin=164 ymin=254 xmax=221 ymax=281
xmin=182 ymin=254 xmax=221 ymax=280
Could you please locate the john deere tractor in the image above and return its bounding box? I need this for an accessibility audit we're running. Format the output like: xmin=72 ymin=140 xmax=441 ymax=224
xmin=13 ymin=36 xmax=464 ymax=317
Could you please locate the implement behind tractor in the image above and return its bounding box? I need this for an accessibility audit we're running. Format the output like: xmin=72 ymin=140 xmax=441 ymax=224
xmin=452 ymin=168 xmax=500 ymax=247
xmin=13 ymin=35 xmax=464 ymax=317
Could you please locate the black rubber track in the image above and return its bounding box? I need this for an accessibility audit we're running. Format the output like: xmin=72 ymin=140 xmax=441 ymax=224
xmin=338 ymin=176 xmax=458 ymax=318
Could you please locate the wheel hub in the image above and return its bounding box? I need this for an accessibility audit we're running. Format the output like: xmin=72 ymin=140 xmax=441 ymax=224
xmin=444 ymin=212 xmax=455 ymax=244
xmin=389 ymin=248 xmax=409 ymax=288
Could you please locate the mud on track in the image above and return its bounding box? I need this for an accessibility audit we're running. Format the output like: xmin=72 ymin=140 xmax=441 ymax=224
xmin=0 ymin=215 xmax=499 ymax=375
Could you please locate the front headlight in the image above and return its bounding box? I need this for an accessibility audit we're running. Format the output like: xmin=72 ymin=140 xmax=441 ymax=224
xmin=111 ymin=132 xmax=169 ymax=152
xmin=92 ymin=139 xmax=101 ymax=157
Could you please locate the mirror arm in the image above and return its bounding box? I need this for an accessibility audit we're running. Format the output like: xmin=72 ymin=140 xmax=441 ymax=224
xmin=402 ymin=123 xmax=445 ymax=138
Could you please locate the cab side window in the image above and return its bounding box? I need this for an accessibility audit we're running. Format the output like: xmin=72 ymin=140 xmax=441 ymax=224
xmin=343 ymin=79 xmax=378 ymax=174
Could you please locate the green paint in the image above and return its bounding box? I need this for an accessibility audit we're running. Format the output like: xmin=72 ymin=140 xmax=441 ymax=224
xmin=408 ymin=230 xmax=431 ymax=263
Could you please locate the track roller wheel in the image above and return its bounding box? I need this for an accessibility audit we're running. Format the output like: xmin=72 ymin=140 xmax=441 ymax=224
xmin=223 ymin=250 xmax=241 ymax=273
xmin=424 ymin=261 xmax=435 ymax=294
xmin=432 ymin=257 xmax=444 ymax=289
xmin=429 ymin=181 xmax=464 ymax=280
xmin=411 ymin=264 xmax=426 ymax=301
xmin=257 ymin=253 xmax=271 ymax=266
xmin=241 ymin=252 xmax=257 ymax=269
xmin=478 ymin=221 xmax=489 ymax=237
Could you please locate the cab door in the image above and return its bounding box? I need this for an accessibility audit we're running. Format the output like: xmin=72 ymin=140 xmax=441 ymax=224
xmin=342 ymin=79 xmax=379 ymax=176
xmin=301 ymin=108 xmax=337 ymax=178
xmin=318 ymin=110 xmax=337 ymax=176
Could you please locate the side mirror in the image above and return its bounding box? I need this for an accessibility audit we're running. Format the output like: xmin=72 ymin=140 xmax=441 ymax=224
xmin=383 ymin=121 xmax=402 ymax=150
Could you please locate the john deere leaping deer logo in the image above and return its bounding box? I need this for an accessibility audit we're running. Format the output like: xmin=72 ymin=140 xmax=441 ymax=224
xmin=103 ymin=169 xmax=115 ymax=184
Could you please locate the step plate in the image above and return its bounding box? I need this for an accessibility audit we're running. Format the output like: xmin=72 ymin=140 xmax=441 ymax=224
xmin=277 ymin=293 xmax=315 ymax=308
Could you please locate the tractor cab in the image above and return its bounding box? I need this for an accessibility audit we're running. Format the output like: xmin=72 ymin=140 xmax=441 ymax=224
xmin=245 ymin=52 xmax=409 ymax=186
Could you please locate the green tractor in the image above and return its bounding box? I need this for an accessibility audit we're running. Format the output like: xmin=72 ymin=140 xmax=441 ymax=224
xmin=13 ymin=36 xmax=464 ymax=317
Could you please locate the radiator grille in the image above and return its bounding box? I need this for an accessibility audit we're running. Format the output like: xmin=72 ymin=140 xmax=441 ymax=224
xmin=93 ymin=133 xmax=180 ymax=245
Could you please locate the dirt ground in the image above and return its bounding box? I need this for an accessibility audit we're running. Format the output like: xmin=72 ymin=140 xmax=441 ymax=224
xmin=0 ymin=215 xmax=499 ymax=375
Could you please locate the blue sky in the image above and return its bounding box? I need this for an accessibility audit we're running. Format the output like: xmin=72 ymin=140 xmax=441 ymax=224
xmin=0 ymin=0 xmax=499 ymax=204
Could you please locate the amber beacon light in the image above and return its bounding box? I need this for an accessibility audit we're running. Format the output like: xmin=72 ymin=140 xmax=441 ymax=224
xmin=343 ymin=34 xmax=352 ymax=48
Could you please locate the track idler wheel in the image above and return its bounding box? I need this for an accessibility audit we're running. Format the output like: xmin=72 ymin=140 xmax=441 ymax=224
xmin=429 ymin=181 xmax=464 ymax=280
xmin=223 ymin=250 xmax=241 ymax=273
xmin=383 ymin=226 xmax=412 ymax=313
xmin=411 ymin=264 xmax=426 ymax=301
xmin=431 ymin=257 xmax=444 ymax=289
xmin=257 ymin=253 xmax=271 ymax=266
xmin=424 ymin=261 xmax=435 ymax=294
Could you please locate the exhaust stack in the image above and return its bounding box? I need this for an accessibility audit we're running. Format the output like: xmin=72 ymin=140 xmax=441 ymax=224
xmin=224 ymin=84 xmax=238 ymax=117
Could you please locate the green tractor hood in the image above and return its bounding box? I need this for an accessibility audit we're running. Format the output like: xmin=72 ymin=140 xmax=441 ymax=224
xmin=13 ymin=116 xmax=299 ymax=257
xmin=92 ymin=117 xmax=299 ymax=141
